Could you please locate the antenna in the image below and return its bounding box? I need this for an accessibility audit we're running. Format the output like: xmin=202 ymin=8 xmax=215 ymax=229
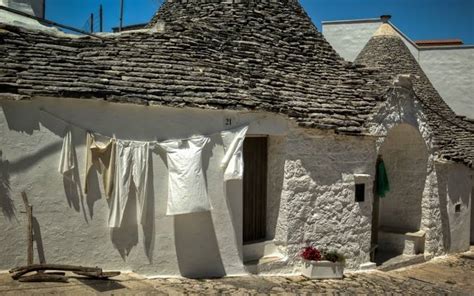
xmin=119 ymin=0 xmax=124 ymax=32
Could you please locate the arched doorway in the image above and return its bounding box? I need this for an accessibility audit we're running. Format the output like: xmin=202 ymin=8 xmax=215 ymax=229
xmin=372 ymin=124 xmax=429 ymax=265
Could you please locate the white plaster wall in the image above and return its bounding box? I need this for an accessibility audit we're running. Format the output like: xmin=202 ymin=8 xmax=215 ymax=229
xmin=0 ymin=97 xmax=288 ymax=277
xmin=273 ymin=126 xmax=377 ymax=270
xmin=419 ymin=48 xmax=474 ymax=118
xmin=322 ymin=21 xmax=382 ymax=62
xmin=434 ymin=163 xmax=472 ymax=252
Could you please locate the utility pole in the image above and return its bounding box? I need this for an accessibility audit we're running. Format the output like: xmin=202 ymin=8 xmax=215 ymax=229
xmin=42 ymin=0 xmax=46 ymax=20
xmin=119 ymin=0 xmax=124 ymax=32
xmin=99 ymin=4 xmax=103 ymax=32
xmin=90 ymin=13 xmax=94 ymax=33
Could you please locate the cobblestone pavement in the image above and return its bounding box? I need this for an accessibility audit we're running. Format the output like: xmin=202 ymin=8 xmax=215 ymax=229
xmin=0 ymin=249 xmax=473 ymax=295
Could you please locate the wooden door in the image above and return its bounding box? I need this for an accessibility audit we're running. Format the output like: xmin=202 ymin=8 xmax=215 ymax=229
xmin=243 ymin=137 xmax=268 ymax=244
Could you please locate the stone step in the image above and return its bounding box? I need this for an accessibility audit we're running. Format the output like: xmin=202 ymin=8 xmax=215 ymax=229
xmin=244 ymin=255 xmax=288 ymax=275
xmin=377 ymin=254 xmax=426 ymax=272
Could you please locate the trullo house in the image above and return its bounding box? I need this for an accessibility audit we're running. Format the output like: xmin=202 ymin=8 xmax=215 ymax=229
xmin=0 ymin=0 xmax=472 ymax=277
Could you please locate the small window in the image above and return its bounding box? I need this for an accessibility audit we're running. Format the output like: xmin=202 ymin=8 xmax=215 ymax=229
xmin=455 ymin=204 xmax=461 ymax=213
xmin=355 ymin=184 xmax=365 ymax=202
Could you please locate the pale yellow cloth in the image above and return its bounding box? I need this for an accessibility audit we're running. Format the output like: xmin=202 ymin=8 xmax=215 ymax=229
xmin=84 ymin=132 xmax=116 ymax=199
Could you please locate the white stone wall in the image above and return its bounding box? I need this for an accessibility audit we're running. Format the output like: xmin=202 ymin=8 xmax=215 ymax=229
xmin=272 ymin=126 xmax=376 ymax=270
xmin=367 ymin=83 xmax=472 ymax=257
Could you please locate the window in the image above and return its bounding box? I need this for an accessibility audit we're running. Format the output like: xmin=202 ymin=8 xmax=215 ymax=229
xmin=455 ymin=204 xmax=461 ymax=213
xmin=355 ymin=183 xmax=365 ymax=202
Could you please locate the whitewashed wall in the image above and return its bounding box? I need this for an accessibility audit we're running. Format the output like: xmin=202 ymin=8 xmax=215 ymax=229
xmin=0 ymin=96 xmax=382 ymax=275
xmin=271 ymin=126 xmax=377 ymax=270
xmin=434 ymin=162 xmax=472 ymax=253
xmin=1 ymin=96 xmax=471 ymax=276
xmin=0 ymin=97 xmax=288 ymax=277
xmin=419 ymin=48 xmax=474 ymax=118
xmin=322 ymin=20 xmax=382 ymax=62
xmin=368 ymin=84 xmax=472 ymax=257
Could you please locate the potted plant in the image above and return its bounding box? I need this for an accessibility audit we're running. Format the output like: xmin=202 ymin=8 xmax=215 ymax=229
xmin=300 ymin=246 xmax=345 ymax=279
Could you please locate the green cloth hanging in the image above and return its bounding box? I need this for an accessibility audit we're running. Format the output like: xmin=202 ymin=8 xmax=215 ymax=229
xmin=376 ymin=158 xmax=390 ymax=197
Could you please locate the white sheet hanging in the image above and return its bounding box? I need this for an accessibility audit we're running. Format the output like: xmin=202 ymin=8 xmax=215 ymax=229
xmin=58 ymin=128 xmax=75 ymax=175
xmin=158 ymin=136 xmax=211 ymax=215
xmin=109 ymin=140 xmax=149 ymax=228
xmin=220 ymin=125 xmax=249 ymax=181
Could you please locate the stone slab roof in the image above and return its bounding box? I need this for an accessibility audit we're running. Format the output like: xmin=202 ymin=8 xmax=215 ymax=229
xmin=0 ymin=0 xmax=379 ymax=134
xmin=355 ymin=24 xmax=474 ymax=168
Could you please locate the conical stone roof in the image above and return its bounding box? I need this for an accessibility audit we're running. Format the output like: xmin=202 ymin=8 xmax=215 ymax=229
xmin=0 ymin=0 xmax=378 ymax=133
xmin=355 ymin=23 xmax=474 ymax=167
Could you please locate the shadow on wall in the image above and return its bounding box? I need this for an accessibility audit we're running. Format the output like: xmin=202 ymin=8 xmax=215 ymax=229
xmin=159 ymin=135 xmax=225 ymax=278
xmin=85 ymin=169 xmax=102 ymax=219
xmin=0 ymin=150 xmax=16 ymax=221
xmin=111 ymin=185 xmax=139 ymax=260
xmin=378 ymin=124 xmax=428 ymax=232
xmin=266 ymin=136 xmax=286 ymax=242
xmin=225 ymin=180 xmax=243 ymax=261
xmin=63 ymin=130 xmax=87 ymax=221
xmin=1 ymin=101 xmax=85 ymax=217
xmin=33 ymin=216 xmax=46 ymax=264
xmin=436 ymin=164 xmax=451 ymax=252
xmin=1 ymin=101 xmax=40 ymax=135
xmin=174 ymin=212 xmax=225 ymax=278
xmin=143 ymin=153 xmax=155 ymax=262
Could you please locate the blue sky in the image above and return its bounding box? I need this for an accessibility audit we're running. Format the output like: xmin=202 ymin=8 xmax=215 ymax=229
xmin=46 ymin=0 xmax=474 ymax=44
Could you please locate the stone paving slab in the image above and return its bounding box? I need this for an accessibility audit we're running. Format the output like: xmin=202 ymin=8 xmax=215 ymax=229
xmin=0 ymin=250 xmax=472 ymax=295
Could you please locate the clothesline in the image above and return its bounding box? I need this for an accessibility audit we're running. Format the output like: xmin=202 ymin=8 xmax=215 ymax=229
xmin=54 ymin=109 xmax=252 ymax=226
xmin=40 ymin=108 xmax=265 ymax=144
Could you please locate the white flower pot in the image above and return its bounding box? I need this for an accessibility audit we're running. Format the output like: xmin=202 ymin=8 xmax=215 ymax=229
xmin=302 ymin=260 xmax=344 ymax=279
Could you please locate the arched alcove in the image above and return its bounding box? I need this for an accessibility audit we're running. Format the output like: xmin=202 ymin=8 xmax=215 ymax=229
xmin=379 ymin=124 xmax=428 ymax=230
xmin=374 ymin=124 xmax=429 ymax=263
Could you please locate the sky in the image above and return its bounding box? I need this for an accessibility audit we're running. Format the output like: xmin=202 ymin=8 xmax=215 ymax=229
xmin=45 ymin=0 xmax=474 ymax=44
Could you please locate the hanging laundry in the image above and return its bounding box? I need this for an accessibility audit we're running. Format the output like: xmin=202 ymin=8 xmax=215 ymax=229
xmin=158 ymin=136 xmax=211 ymax=215
xmin=58 ymin=128 xmax=75 ymax=175
xmin=109 ymin=141 xmax=149 ymax=228
xmin=376 ymin=156 xmax=390 ymax=198
xmin=84 ymin=132 xmax=116 ymax=199
xmin=220 ymin=125 xmax=249 ymax=181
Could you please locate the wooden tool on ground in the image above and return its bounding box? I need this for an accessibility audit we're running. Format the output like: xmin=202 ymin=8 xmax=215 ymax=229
xmin=13 ymin=192 xmax=120 ymax=282
xmin=10 ymin=264 xmax=119 ymax=281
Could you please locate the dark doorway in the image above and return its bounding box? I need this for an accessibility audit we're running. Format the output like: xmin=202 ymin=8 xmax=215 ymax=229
xmin=243 ymin=137 xmax=268 ymax=245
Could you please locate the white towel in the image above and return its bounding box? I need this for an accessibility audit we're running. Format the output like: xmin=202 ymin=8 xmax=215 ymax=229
xmin=58 ymin=129 xmax=75 ymax=175
xmin=220 ymin=125 xmax=249 ymax=181
xmin=158 ymin=136 xmax=211 ymax=215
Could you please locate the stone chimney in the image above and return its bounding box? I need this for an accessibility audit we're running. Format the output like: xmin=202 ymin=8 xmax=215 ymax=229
xmin=380 ymin=15 xmax=392 ymax=23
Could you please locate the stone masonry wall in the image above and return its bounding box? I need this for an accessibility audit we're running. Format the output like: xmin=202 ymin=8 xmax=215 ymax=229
xmin=272 ymin=125 xmax=377 ymax=270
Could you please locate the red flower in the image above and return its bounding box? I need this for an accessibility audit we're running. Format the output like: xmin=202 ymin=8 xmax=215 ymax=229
xmin=300 ymin=246 xmax=321 ymax=261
